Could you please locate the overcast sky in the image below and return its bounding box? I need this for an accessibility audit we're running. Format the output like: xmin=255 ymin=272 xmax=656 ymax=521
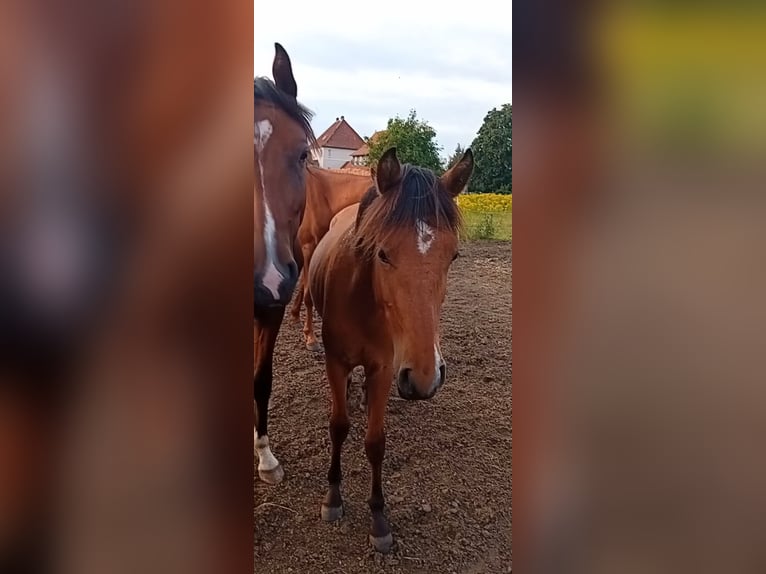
xmin=254 ymin=0 xmax=511 ymax=160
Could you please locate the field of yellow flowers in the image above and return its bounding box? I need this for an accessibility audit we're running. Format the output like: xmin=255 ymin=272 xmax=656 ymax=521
xmin=457 ymin=193 xmax=512 ymax=213
xmin=457 ymin=193 xmax=512 ymax=240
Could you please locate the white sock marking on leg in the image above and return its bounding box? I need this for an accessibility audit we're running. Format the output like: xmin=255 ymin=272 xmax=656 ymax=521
xmin=255 ymin=434 xmax=280 ymax=471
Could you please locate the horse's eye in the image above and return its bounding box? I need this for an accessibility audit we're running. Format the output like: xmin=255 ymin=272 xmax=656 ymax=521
xmin=299 ymin=150 xmax=309 ymax=162
xmin=377 ymin=249 xmax=391 ymax=265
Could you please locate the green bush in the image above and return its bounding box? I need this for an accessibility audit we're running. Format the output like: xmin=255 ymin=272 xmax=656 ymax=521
xmin=472 ymin=213 xmax=497 ymax=240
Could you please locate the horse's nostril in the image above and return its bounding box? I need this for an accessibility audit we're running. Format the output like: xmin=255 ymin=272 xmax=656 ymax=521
xmin=439 ymin=364 xmax=446 ymax=384
xmin=397 ymin=368 xmax=412 ymax=394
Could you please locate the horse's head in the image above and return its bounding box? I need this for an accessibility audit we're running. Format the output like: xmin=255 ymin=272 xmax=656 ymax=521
xmin=356 ymin=147 xmax=474 ymax=400
xmin=0 ymin=9 xmax=136 ymax=372
xmin=254 ymin=43 xmax=315 ymax=309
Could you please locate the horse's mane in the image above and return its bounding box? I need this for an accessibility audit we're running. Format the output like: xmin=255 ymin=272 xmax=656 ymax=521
xmin=253 ymin=76 xmax=317 ymax=148
xmin=354 ymin=186 xmax=379 ymax=230
xmin=354 ymin=164 xmax=462 ymax=257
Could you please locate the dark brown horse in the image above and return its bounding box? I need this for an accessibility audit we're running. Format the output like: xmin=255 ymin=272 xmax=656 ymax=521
xmin=1 ymin=1 xmax=255 ymax=571
xmin=254 ymin=44 xmax=315 ymax=484
xmin=290 ymin=166 xmax=373 ymax=350
xmin=308 ymin=147 xmax=474 ymax=552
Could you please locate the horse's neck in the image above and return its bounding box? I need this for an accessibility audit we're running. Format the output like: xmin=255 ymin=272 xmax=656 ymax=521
xmin=337 ymin=231 xmax=378 ymax=312
xmin=325 ymin=175 xmax=370 ymax=216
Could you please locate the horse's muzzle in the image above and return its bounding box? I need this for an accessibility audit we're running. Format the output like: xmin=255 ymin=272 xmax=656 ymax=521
xmin=396 ymin=364 xmax=446 ymax=401
xmin=253 ymin=260 xmax=298 ymax=309
xmin=0 ymin=197 xmax=125 ymax=377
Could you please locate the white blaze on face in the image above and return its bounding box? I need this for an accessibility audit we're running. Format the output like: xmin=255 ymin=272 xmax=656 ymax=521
xmin=254 ymin=119 xmax=284 ymax=298
xmin=254 ymin=433 xmax=280 ymax=472
xmin=19 ymin=208 xmax=87 ymax=312
xmin=416 ymin=219 xmax=435 ymax=255
xmin=254 ymin=119 xmax=272 ymax=151
xmin=18 ymin=55 xmax=91 ymax=312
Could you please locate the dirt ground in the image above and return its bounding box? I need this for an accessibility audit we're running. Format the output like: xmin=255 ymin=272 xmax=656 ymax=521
xmin=255 ymin=241 xmax=512 ymax=573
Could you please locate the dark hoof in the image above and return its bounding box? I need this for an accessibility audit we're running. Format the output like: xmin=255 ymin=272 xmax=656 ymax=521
xmin=369 ymin=532 xmax=394 ymax=554
xmin=258 ymin=464 xmax=284 ymax=485
xmin=321 ymin=504 xmax=344 ymax=522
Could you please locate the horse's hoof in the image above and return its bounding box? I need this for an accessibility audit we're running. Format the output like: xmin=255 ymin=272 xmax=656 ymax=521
xmin=306 ymin=341 xmax=323 ymax=353
xmin=320 ymin=504 xmax=344 ymax=522
xmin=369 ymin=532 xmax=394 ymax=554
xmin=258 ymin=464 xmax=284 ymax=485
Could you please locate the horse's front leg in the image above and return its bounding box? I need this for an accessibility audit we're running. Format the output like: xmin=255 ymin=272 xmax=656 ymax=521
xmin=303 ymin=287 xmax=321 ymax=352
xmin=302 ymin=242 xmax=321 ymax=352
xmin=321 ymin=354 xmax=351 ymax=521
xmin=254 ymin=308 xmax=285 ymax=485
xmin=364 ymin=365 xmax=394 ymax=553
xmin=289 ymin=233 xmax=306 ymax=325
xmin=289 ymin=268 xmax=304 ymax=325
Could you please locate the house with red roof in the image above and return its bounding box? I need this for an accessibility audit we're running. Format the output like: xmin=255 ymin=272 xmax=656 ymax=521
xmin=311 ymin=116 xmax=365 ymax=169
xmin=336 ymin=130 xmax=387 ymax=174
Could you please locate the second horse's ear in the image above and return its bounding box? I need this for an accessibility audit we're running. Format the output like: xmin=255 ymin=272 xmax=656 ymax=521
xmin=440 ymin=149 xmax=474 ymax=197
xmin=375 ymin=147 xmax=401 ymax=194
xmin=272 ymin=42 xmax=297 ymax=98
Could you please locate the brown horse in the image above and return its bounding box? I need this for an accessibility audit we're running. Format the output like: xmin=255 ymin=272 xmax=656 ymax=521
xmin=254 ymin=44 xmax=315 ymax=484
xmin=308 ymin=147 xmax=474 ymax=553
xmin=290 ymin=166 xmax=374 ymax=350
xmin=1 ymin=1 xmax=255 ymax=570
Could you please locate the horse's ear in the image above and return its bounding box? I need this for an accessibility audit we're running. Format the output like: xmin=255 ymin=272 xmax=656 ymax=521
xmin=272 ymin=42 xmax=297 ymax=98
xmin=440 ymin=148 xmax=474 ymax=197
xmin=375 ymin=147 xmax=401 ymax=194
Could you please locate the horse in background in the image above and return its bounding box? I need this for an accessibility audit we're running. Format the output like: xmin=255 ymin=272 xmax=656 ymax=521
xmin=290 ymin=166 xmax=373 ymax=350
xmin=308 ymin=147 xmax=474 ymax=552
xmin=254 ymin=43 xmax=315 ymax=484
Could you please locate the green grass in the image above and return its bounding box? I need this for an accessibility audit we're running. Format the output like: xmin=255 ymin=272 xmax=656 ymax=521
xmin=460 ymin=210 xmax=512 ymax=241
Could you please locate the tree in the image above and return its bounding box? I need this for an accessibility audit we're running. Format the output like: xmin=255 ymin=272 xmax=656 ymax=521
xmin=446 ymin=143 xmax=465 ymax=169
xmin=469 ymin=103 xmax=512 ymax=193
xmin=366 ymin=110 xmax=443 ymax=173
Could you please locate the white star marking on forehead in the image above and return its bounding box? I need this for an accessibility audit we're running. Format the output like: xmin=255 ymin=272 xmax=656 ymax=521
xmin=254 ymin=119 xmax=273 ymax=151
xmin=416 ymin=219 xmax=435 ymax=255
